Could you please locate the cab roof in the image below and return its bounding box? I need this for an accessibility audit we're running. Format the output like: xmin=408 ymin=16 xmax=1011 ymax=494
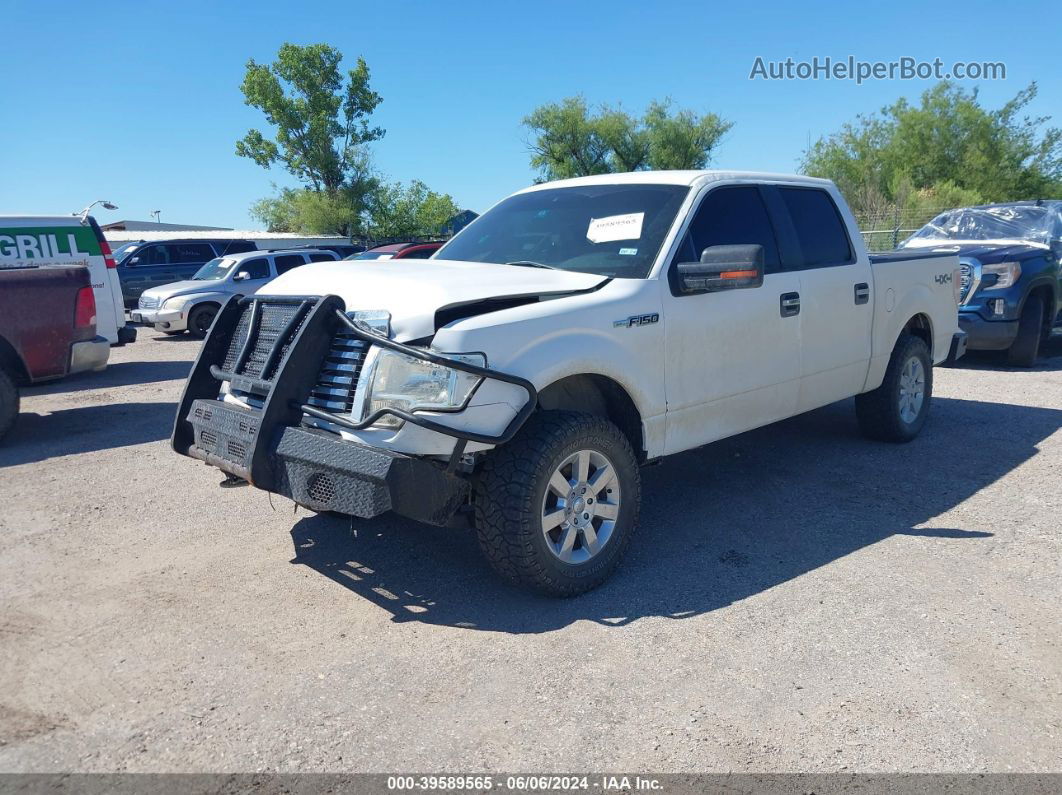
xmin=517 ymin=170 xmax=834 ymax=193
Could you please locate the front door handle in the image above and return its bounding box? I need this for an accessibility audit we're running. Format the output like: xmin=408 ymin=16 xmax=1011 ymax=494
xmin=780 ymin=292 xmax=800 ymax=317
xmin=854 ymin=282 xmax=870 ymax=305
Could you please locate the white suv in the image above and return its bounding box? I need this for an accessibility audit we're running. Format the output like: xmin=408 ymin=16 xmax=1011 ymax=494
xmin=132 ymin=249 xmax=339 ymax=337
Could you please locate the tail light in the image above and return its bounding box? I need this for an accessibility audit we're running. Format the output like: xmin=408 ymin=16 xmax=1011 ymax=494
xmin=86 ymin=217 xmax=116 ymax=268
xmin=99 ymin=236 xmax=117 ymax=269
xmin=952 ymin=267 xmax=962 ymax=305
xmin=75 ymin=286 xmax=97 ymax=329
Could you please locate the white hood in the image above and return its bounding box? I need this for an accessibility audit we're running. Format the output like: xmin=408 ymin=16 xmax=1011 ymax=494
xmin=143 ymin=279 xmax=234 ymax=301
xmin=262 ymin=258 xmax=608 ymax=339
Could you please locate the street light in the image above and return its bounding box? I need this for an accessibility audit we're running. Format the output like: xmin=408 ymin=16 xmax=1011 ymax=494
xmin=150 ymin=210 xmax=162 ymax=223
xmin=74 ymin=200 xmax=118 ymax=222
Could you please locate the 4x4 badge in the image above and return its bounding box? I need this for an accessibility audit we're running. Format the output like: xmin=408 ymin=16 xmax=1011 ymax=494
xmin=613 ymin=313 xmax=659 ymax=328
xmin=934 ymin=272 xmax=952 ymax=285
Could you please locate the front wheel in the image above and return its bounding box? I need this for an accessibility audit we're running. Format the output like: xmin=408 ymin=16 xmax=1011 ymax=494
xmin=187 ymin=304 xmax=219 ymax=339
xmin=856 ymin=333 xmax=932 ymax=443
xmin=1006 ymin=296 xmax=1045 ymax=367
xmin=0 ymin=368 xmax=19 ymax=443
xmin=474 ymin=411 xmax=640 ymax=596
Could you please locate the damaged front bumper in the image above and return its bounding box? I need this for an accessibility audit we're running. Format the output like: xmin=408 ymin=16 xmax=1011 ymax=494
xmin=171 ymin=294 xmax=536 ymax=524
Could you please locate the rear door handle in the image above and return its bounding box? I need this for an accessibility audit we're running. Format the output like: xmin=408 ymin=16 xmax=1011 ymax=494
xmin=854 ymin=283 xmax=870 ymax=305
xmin=780 ymin=292 xmax=800 ymax=317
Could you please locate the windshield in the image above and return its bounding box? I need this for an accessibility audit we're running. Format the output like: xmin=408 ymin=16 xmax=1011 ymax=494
xmin=903 ymin=204 xmax=1062 ymax=247
xmin=436 ymin=184 xmax=690 ymax=277
xmin=193 ymin=257 xmax=238 ymax=280
xmin=111 ymin=242 xmax=139 ymax=263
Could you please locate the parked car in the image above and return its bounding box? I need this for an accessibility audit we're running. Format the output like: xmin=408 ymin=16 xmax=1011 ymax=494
xmin=0 ymin=215 xmax=133 ymax=345
xmin=113 ymin=238 xmax=257 ymax=308
xmin=347 ymin=242 xmax=443 ymax=260
xmin=173 ymin=171 xmax=963 ymax=595
xmin=0 ymin=264 xmax=109 ymax=441
xmin=900 ymin=200 xmax=1062 ymax=366
xmin=281 ymin=243 xmax=365 ymax=258
xmin=131 ymin=249 xmax=340 ymax=337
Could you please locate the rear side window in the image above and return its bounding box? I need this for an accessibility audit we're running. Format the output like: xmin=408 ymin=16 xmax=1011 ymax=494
xmin=274 ymin=254 xmax=306 ymax=273
xmin=307 ymin=252 xmax=335 ymax=263
xmin=168 ymin=243 xmax=216 ymax=262
xmin=679 ymin=186 xmax=781 ymax=273
xmin=216 ymin=240 xmax=256 ymax=255
xmin=778 ymin=188 xmax=853 ymax=267
xmin=239 ymin=258 xmax=270 ymax=279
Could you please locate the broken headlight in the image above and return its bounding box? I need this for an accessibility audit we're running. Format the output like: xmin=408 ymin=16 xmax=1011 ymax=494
xmin=352 ymin=347 xmax=485 ymax=429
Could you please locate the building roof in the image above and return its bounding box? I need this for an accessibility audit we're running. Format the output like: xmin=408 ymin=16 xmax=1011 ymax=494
xmin=102 ymin=229 xmax=350 ymax=243
xmin=100 ymin=220 xmax=233 ymax=232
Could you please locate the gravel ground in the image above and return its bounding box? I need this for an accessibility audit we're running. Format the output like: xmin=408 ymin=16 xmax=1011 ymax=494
xmin=0 ymin=327 xmax=1059 ymax=773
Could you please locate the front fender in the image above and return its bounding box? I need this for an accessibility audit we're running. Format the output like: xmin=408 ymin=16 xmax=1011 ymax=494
xmin=177 ymin=292 xmax=231 ymax=309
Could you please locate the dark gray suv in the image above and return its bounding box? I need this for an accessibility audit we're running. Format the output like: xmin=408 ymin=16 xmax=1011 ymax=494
xmin=113 ymin=239 xmax=257 ymax=308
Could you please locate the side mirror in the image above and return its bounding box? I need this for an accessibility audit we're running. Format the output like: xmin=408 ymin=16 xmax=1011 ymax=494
xmin=233 ymin=271 xmax=250 ymax=281
xmin=677 ymin=244 xmax=765 ymax=294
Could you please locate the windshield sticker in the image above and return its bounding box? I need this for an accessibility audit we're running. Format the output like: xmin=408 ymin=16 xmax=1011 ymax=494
xmin=618 ymin=247 xmax=638 ymax=256
xmin=587 ymin=212 xmax=644 ymax=244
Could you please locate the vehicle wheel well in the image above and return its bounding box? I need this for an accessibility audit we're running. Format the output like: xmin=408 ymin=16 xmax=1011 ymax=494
xmin=536 ymin=375 xmax=645 ymax=462
xmin=1024 ymin=285 xmax=1055 ymax=334
xmin=903 ymin=313 xmax=933 ymax=352
xmin=0 ymin=336 xmax=29 ymax=386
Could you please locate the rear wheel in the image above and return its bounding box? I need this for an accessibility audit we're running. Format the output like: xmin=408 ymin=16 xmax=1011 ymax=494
xmin=1006 ymin=296 xmax=1045 ymax=368
xmin=856 ymin=333 xmax=932 ymax=443
xmin=0 ymin=368 xmax=20 ymax=443
xmin=187 ymin=304 xmax=219 ymax=339
xmin=474 ymin=411 xmax=640 ymax=596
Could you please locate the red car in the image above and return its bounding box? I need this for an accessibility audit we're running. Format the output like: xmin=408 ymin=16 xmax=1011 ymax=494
xmin=346 ymin=241 xmax=443 ymax=261
xmin=0 ymin=265 xmax=109 ymax=441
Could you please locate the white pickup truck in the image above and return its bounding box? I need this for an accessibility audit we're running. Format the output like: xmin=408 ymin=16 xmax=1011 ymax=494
xmin=173 ymin=171 xmax=965 ymax=595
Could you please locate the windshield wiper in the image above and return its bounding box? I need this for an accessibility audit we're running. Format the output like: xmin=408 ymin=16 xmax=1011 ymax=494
xmin=503 ymin=260 xmax=560 ymax=270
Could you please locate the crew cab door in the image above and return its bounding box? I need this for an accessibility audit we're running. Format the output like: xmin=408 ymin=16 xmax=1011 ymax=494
xmin=233 ymin=256 xmax=272 ymax=291
xmin=662 ymin=184 xmax=802 ymax=454
xmin=766 ymin=186 xmax=873 ymax=410
xmin=121 ymin=243 xmax=180 ymax=302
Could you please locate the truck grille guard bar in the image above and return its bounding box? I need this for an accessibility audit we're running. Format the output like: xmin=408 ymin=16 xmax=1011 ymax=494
xmin=192 ymin=295 xmax=538 ymax=467
xmin=299 ymin=307 xmax=538 ymax=447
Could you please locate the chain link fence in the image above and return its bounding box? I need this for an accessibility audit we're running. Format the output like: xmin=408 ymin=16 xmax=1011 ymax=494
xmin=856 ymin=207 xmax=952 ymax=252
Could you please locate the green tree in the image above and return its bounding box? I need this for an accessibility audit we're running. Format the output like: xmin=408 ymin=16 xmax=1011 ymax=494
xmin=524 ymin=96 xmax=732 ymax=180
xmin=802 ymin=81 xmax=1062 ymax=223
xmin=250 ymin=184 xmax=377 ymax=237
xmin=237 ymin=43 xmax=384 ymax=193
xmin=367 ymin=180 xmax=461 ymax=239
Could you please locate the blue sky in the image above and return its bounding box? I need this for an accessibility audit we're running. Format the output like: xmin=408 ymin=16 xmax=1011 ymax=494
xmin=2 ymin=0 xmax=1058 ymax=229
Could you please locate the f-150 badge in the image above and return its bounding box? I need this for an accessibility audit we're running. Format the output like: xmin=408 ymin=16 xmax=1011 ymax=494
xmin=614 ymin=313 xmax=659 ymax=328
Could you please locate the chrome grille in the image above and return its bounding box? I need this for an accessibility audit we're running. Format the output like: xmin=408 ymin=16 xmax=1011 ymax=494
xmin=958 ymin=262 xmax=973 ymax=302
xmin=138 ymin=294 xmax=159 ymax=310
xmin=306 ymin=330 xmax=369 ymax=414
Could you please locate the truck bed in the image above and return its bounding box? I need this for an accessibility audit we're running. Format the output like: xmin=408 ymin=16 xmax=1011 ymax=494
xmin=0 ymin=265 xmax=100 ymax=382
